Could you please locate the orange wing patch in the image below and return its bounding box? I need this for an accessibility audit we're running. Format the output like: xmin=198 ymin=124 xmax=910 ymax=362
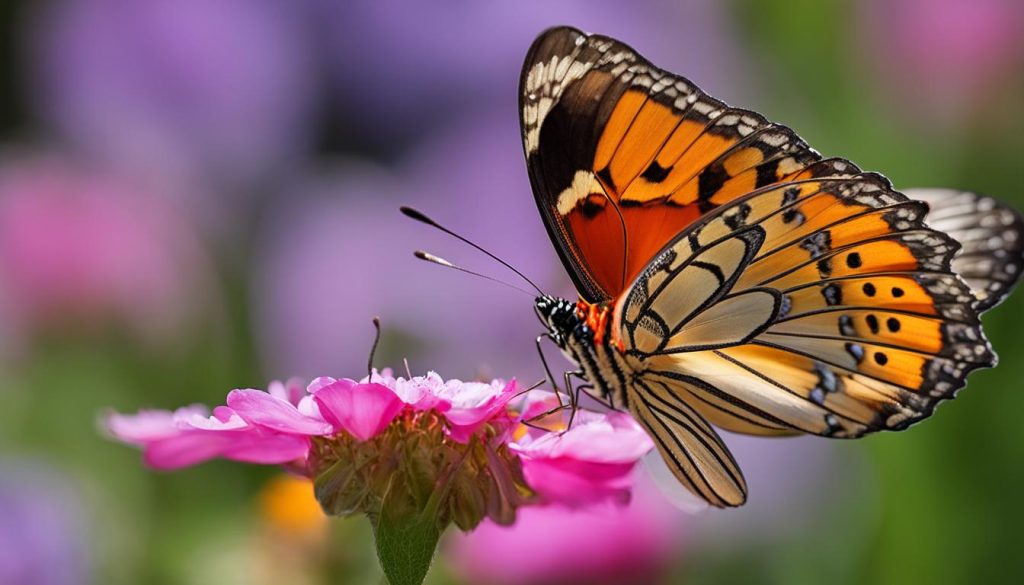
xmin=785 ymin=275 xmax=947 ymax=318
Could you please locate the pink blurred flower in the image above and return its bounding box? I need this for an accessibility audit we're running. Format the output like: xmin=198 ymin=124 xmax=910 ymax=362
xmin=447 ymin=475 xmax=682 ymax=585
xmin=29 ymin=0 xmax=318 ymax=192
xmin=858 ymin=0 xmax=1024 ymax=124
xmin=0 ymin=153 xmax=216 ymax=347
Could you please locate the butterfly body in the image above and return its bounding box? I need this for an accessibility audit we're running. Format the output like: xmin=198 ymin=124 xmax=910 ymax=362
xmin=535 ymin=295 xmax=631 ymax=410
xmin=520 ymin=26 xmax=1022 ymax=507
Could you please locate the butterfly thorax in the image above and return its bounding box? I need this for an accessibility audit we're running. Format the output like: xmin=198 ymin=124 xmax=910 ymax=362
xmin=534 ymin=295 xmax=633 ymax=409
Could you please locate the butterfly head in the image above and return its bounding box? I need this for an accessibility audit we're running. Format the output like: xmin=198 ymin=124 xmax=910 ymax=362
xmin=534 ymin=295 xmax=581 ymax=343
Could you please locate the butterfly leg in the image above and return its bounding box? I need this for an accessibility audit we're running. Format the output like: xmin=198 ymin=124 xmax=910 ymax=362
xmin=521 ymin=412 xmax=565 ymax=432
xmin=509 ymin=379 xmax=547 ymax=401
xmin=520 ymin=369 xmax=580 ymax=431
xmin=520 ymin=397 xmax=573 ymax=431
xmin=520 ymin=370 xmax=588 ymax=432
xmin=563 ymin=370 xmax=592 ymax=431
xmin=535 ymin=334 xmax=566 ymax=404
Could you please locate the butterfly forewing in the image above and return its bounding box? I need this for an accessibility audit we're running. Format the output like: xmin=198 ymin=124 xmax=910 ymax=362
xmin=521 ymin=26 xmax=835 ymax=302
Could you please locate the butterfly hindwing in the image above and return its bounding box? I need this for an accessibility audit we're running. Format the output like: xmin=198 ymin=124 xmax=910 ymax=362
xmin=626 ymin=378 xmax=747 ymax=507
xmin=616 ymin=176 xmax=995 ymax=440
xmin=907 ymin=188 xmax=1024 ymax=311
xmin=619 ymin=225 xmax=781 ymax=355
xmin=521 ymin=26 xmax=833 ymax=302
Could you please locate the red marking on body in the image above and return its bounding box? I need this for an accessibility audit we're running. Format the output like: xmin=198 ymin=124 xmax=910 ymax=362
xmin=576 ymin=300 xmax=624 ymax=352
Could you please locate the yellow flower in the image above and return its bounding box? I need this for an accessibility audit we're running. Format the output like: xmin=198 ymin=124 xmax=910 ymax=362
xmin=259 ymin=475 xmax=327 ymax=536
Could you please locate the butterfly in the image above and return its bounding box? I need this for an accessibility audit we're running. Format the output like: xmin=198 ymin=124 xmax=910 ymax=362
xmin=521 ymin=26 xmax=1024 ymax=507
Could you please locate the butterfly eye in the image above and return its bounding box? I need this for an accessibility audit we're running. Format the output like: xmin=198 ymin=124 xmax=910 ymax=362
xmin=534 ymin=301 xmax=551 ymax=323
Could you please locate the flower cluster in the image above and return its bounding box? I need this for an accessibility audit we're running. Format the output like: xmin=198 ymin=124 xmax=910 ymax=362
xmin=107 ymin=371 xmax=653 ymax=532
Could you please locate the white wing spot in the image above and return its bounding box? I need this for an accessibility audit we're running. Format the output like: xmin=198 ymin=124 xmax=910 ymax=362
xmin=556 ymin=170 xmax=603 ymax=215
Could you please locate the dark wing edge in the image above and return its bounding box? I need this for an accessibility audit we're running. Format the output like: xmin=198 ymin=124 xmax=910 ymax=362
xmin=519 ymin=26 xmax=606 ymax=300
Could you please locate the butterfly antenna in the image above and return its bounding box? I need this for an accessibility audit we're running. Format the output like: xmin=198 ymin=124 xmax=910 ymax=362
xmin=414 ymin=251 xmax=535 ymax=297
xmin=368 ymin=316 xmax=381 ymax=380
xmin=401 ymin=206 xmax=545 ymax=295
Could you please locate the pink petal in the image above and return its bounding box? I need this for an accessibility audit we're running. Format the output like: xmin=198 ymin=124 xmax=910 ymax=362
xmin=444 ymin=380 xmax=516 ymax=426
xmin=313 ymin=379 xmax=403 ymax=441
xmin=220 ymin=431 xmax=311 ymax=464
xmin=521 ymin=458 xmax=633 ymax=507
xmin=307 ymin=376 xmax=338 ymax=394
xmin=392 ymin=373 xmax=448 ymax=410
xmin=515 ymin=412 xmax=652 ymax=463
xmin=106 ymin=410 xmax=175 ymax=443
xmin=143 ymin=430 xmax=241 ymax=469
xmin=227 ymin=389 xmax=332 ymax=435
xmin=443 ymin=380 xmax=517 ymax=443
xmin=142 ymin=427 xmax=311 ymax=470
xmin=178 ymin=407 xmax=248 ymax=431
xmin=296 ymin=394 xmax=322 ymax=419
xmin=512 ymin=410 xmax=653 ymax=506
xmin=105 ymin=405 xmax=207 ymax=443
xmin=267 ymin=378 xmax=307 ymax=406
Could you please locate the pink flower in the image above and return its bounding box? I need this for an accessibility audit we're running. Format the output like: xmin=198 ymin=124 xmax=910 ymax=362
xmin=107 ymin=368 xmax=659 ymax=585
xmin=105 ymin=370 xmax=526 ymax=468
xmin=106 ymin=369 xmax=654 ymax=526
xmin=107 ymin=371 xmax=525 ymax=471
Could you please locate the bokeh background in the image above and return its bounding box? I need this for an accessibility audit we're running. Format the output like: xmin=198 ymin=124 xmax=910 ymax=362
xmin=1 ymin=1 xmax=1022 ymax=584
